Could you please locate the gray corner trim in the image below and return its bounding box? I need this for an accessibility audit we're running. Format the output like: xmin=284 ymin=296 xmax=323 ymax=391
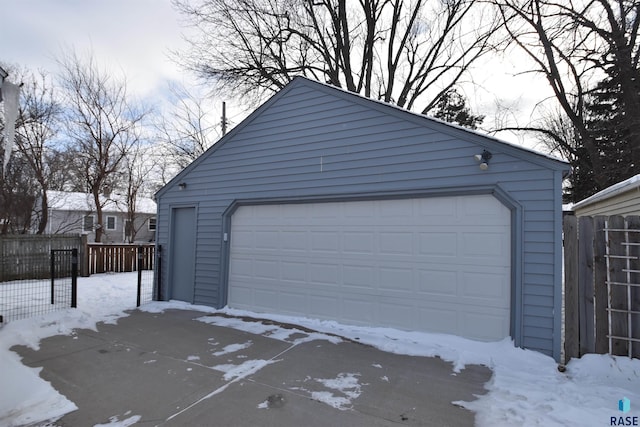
xmin=492 ymin=186 xmax=524 ymax=347
xmin=219 ymin=185 xmax=524 ymax=347
xmin=218 ymin=211 xmax=232 ymax=309
xmin=220 ymin=185 xmax=507 ymax=217
xmin=166 ymin=203 xmax=199 ymax=303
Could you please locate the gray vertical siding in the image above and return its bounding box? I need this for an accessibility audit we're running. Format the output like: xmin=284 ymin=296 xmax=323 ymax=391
xmin=156 ymin=78 xmax=569 ymax=360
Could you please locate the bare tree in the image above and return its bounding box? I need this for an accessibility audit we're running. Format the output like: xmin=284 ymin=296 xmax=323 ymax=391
xmin=14 ymin=69 xmax=64 ymax=233
xmin=58 ymin=50 xmax=147 ymax=242
xmin=172 ymin=0 xmax=501 ymax=113
xmin=155 ymin=83 xmax=220 ymax=176
xmin=493 ymin=0 xmax=640 ymax=196
xmin=0 ymin=152 xmax=37 ymax=234
xmin=120 ymin=141 xmax=156 ymax=242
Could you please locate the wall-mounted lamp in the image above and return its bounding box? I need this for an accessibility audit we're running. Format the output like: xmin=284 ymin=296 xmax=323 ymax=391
xmin=178 ymin=182 xmax=187 ymax=190
xmin=473 ymin=150 xmax=492 ymax=171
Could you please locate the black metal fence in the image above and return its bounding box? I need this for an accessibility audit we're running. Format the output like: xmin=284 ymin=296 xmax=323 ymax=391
xmin=0 ymin=237 xmax=159 ymax=324
xmin=0 ymin=247 xmax=78 ymax=324
xmin=137 ymin=245 xmax=156 ymax=307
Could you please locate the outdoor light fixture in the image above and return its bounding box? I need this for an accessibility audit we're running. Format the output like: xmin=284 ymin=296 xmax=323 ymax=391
xmin=474 ymin=150 xmax=492 ymax=171
xmin=178 ymin=182 xmax=187 ymax=190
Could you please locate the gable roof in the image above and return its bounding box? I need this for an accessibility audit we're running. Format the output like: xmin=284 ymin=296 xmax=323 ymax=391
xmin=157 ymin=76 xmax=570 ymax=198
xmin=47 ymin=191 xmax=157 ymax=215
xmin=572 ymin=174 xmax=640 ymax=210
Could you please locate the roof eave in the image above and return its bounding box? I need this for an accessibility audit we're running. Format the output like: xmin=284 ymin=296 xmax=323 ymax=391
xmin=573 ymin=175 xmax=640 ymax=210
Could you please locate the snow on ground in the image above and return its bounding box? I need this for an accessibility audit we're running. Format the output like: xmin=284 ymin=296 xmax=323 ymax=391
xmin=0 ymin=273 xmax=639 ymax=427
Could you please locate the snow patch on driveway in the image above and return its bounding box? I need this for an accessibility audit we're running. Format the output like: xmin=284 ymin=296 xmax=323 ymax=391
xmin=212 ymin=341 xmax=252 ymax=356
xmin=295 ymin=373 xmax=365 ymax=410
xmin=213 ymin=359 xmax=279 ymax=381
xmin=196 ymin=315 xmax=341 ymax=345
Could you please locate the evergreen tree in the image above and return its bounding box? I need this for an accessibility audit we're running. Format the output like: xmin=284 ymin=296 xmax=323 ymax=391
xmin=431 ymin=89 xmax=484 ymax=130
xmin=566 ymin=69 xmax=640 ymax=202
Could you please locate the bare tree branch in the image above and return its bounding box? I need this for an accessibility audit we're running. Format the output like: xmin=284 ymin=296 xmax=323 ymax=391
xmin=57 ymin=50 xmax=148 ymax=242
xmin=171 ymin=0 xmax=502 ymax=113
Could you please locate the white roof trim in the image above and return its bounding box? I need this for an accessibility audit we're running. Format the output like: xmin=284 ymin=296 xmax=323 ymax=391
xmin=572 ymin=174 xmax=640 ymax=209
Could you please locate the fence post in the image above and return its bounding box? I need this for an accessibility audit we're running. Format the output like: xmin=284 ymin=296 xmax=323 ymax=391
xmin=593 ymin=216 xmax=608 ymax=353
xmin=71 ymin=248 xmax=78 ymax=308
xmin=0 ymin=235 xmax=4 ymax=282
xmin=578 ymin=216 xmax=595 ymax=355
xmin=156 ymin=245 xmax=162 ymax=301
xmin=50 ymin=249 xmax=55 ymax=305
xmin=137 ymin=245 xmax=142 ymax=307
xmin=80 ymin=234 xmax=89 ymax=277
xmin=564 ymin=215 xmax=579 ymax=361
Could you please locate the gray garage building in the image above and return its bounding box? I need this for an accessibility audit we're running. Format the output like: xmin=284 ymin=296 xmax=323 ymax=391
xmin=155 ymin=77 xmax=570 ymax=360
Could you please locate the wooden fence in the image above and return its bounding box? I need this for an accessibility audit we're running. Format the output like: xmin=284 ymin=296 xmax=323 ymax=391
xmin=0 ymin=234 xmax=83 ymax=282
xmin=86 ymin=244 xmax=154 ymax=275
xmin=564 ymin=215 xmax=640 ymax=361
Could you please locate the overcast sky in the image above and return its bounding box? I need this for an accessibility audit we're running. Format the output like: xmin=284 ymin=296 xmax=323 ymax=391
xmin=1 ymin=0 xmax=190 ymax=97
xmin=1 ymin=0 xmax=552 ymax=149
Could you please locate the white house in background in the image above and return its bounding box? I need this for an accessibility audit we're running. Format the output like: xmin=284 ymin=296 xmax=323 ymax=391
xmin=572 ymin=174 xmax=640 ymax=217
xmin=42 ymin=191 xmax=157 ymax=243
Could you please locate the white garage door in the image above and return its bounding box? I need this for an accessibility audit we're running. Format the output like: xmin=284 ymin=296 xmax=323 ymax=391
xmin=228 ymin=195 xmax=511 ymax=341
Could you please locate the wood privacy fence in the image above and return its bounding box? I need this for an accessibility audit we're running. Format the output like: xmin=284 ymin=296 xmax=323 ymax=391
xmin=87 ymin=244 xmax=154 ymax=275
xmin=564 ymin=215 xmax=640 ymax=361
xmin=0 ymin=234 xmax=83 ymax=282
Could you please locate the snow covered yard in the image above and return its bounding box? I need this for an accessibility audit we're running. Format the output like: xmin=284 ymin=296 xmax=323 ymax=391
xmin=0 ymin=273 xmax=639 ymax=426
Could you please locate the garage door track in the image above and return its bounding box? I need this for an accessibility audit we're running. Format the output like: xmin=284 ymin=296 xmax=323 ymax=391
xmin=12 ymin=309 xmax=492 ymax=426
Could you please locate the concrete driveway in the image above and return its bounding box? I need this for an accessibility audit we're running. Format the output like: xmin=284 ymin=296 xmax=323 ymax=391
xmin=13 ymin=309 xmax=492 ymax=426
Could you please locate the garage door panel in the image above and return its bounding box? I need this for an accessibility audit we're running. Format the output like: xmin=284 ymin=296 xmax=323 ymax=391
xmin=343 ymin=265 xmax=375 ymax=288
xmin=309 ymin=294 xmax=339 ymax=317
xmin=230 ymin=257 xmax=253 ymax=278
xmin=418 ymin=197 xmax=456 ymax=217
xmin=282 ymin=203 xmax=308 ymax=219
xmin=231 ymin=231 xmax=253 ymax=249
xmin=461 ymin=231 xmax=508 ymax=257
xmin=344 ymin=202 xmax=375 ymax=218
xmin=461 ymin=309 xmax=510 ymax=341
xmin=279 ymin=292 xmax=307 ymax=311
xmin=380 ymin=300 xmax=416 ymax=328
xmin=417 ymin=269 xmax=458 ymax=295
xmin=419 ymin=305 xmax=458 ymax=334
xmin=309 ymin=263 xmax=339 ymax=285
xmin=254 ymin=288 xmax=281 ymax=311
xmin=419 ymin=233 xmax=457 ymax=256
xmin=281 ymin=261 xmax=306 ymax=282
xmin=253 ymin=260 xmax=278 ymax=280
xmin=311 ymin=231 xmax=340 ymax=252
xmin=310 ymin=203 xmax=340 ymax=219
xmin=343 ymin=232 xmax=374 ymax=254
xmin=461 ymin=196 xmax=507 ymax=217
xmin=379 ymin=267 xmax=414 ymax=291
xmin=379 ymin=199 xmax=413 ymax=217
xmin=281 ymin=231 xmax=307 ymax=251
xmin=229 ymin=195 xmax=511 ymax=342
xmin=255 ymin=231 xmax=279 ymax=249
xmin=341 ymin=298 xmax=377 ymax=323
xmin=230 ymin=285 xmax=254 ymax=308
xmin=378 ymin=232 xmax=414 ymax=255
xmin=461 ymin=270 xmax=510 ymax=303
